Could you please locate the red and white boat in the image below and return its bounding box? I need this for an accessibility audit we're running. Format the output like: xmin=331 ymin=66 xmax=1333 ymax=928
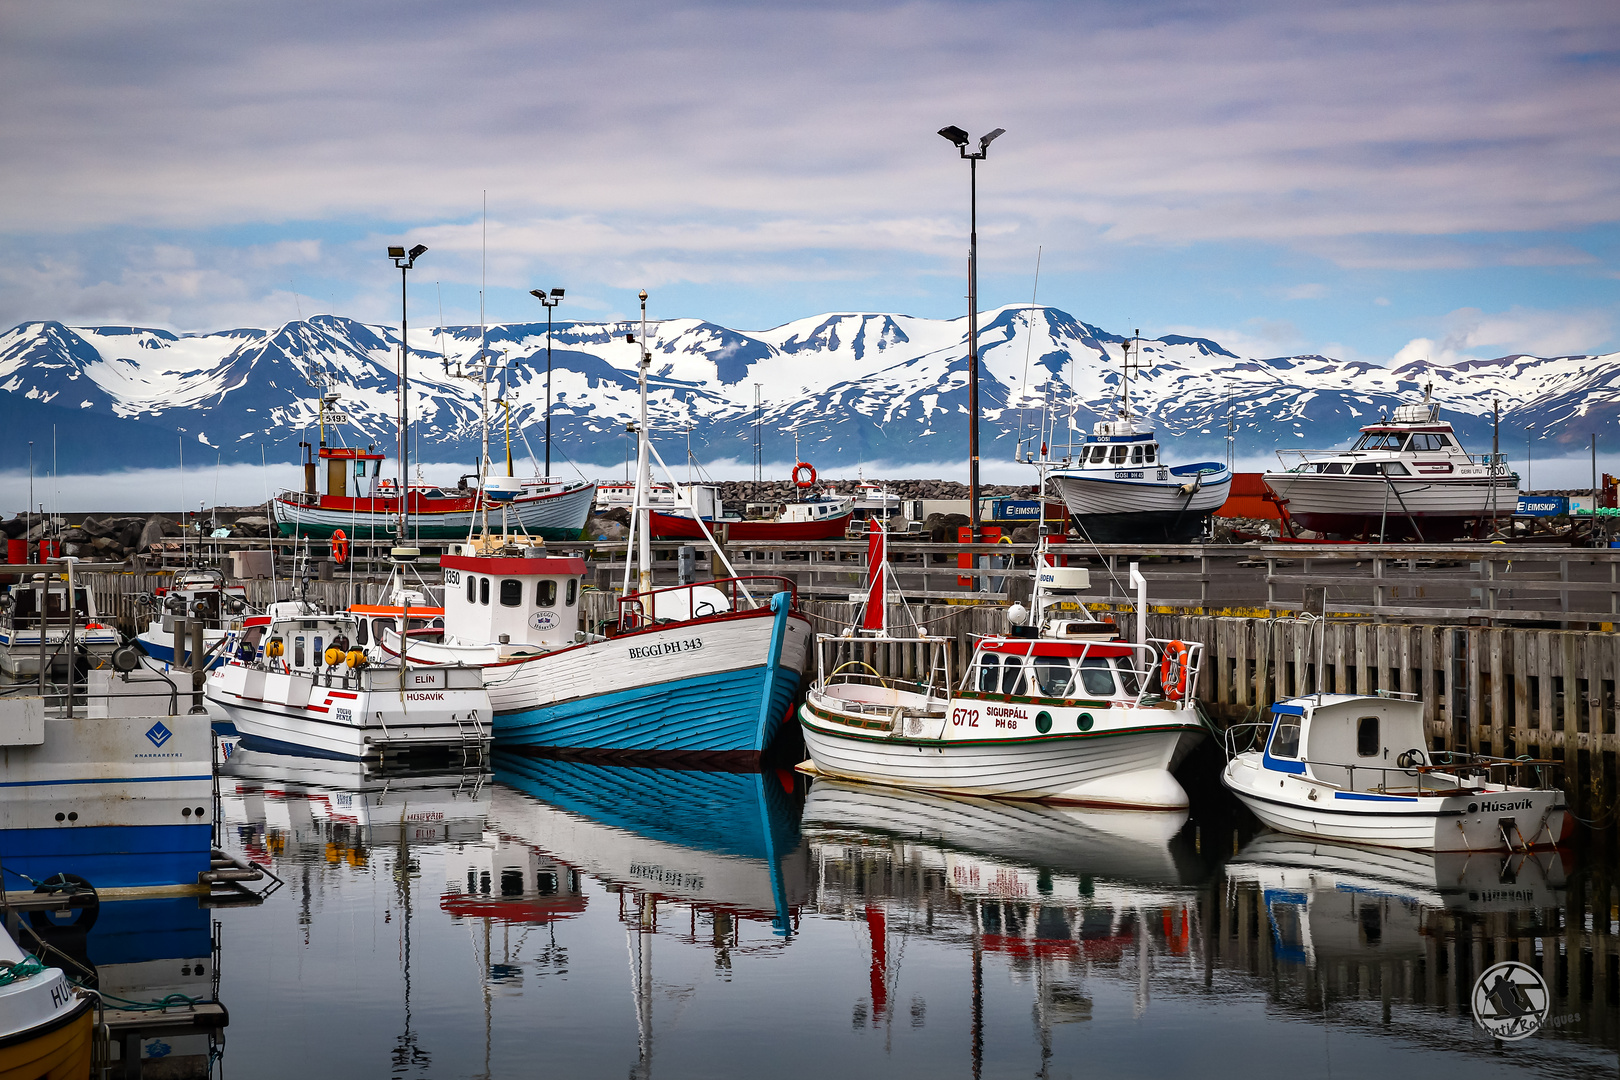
xmin=271 ymin=446 xmax=595 ymax=541
xmin=650 ymin=485 xmax=853 ymax=541
xmin=799 ymin=533 xmax=1208 ymax=809
xmin=1262 ymin=398 xmax=1518 ymax=541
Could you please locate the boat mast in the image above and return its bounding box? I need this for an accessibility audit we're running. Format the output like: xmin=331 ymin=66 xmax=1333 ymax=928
xmin=635 ymin=290 xmax=653 ymax=596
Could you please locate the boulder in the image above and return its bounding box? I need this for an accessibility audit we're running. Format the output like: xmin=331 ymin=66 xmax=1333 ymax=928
xmin=0 ymin=517 xmax=24 ymax=539
xmin=89 ymin=536 xmax=120 ymax=551
xmin=137 ymin=515 xmax=181 ymax=552
xmin=592 ymin=521 xmax=628 ymax=542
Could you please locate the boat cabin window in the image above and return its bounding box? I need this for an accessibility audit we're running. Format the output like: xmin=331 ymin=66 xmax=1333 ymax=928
xmin=1353 ymin=432 xmax=1407 ymax=451
xmin=467 ymin=576 xmax=476 ymax=603
xmin=1109 ymin=445 xmax=1128 ymax=465
xmin=372 ymin=618 xmax=389 ymax=643
xmin=537 ymin=580 xmax=557 ymax=607
xmin=313 ymin=636 xmax=324 ymax=662
xmin=977 ymin=654 xmax=1002 ymax=693
xmin=1032 ymin=658 xmax=1073 ymax=697
xmin=1087 ymin=446 xmax=1107 ymax=464
xmin=1383 ymin=462 xmax=1409 ymax=475
xmin=1268 ymin=713 xmax=1302 ymax=759
xmin=1000 ymin=657 xmax=1026 ymax=696
xmin=566 ymin=579 xmax=578 ymax=607
xmin=500 ymin=579 xmax=523 ymax=607
xmin=1078 ymin=657 xmax=1116 ymax=697
xmin=479 ymin=577 xmax=490 ymax=606
xmin=1130 ymin=445 xmax=1144 ymax=464
xmin=294 ymin=636 xmax=306 ymax=667
xmin=1116 ymin=660 xmax=1141 ymax=697
xmin=1357 ymin=715 xmax=1379 ymax=757
xmin=1144 ymin=445 xmax=1157 ymax=464
xmin=1317 ymin=462 xmax=1347 ymax=474
xmin=355 ymin=619 xmax=368 ymax=646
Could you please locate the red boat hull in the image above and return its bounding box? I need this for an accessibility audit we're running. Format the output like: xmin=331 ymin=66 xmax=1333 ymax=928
xmin=649 ymin=510 xmax=852 ymax=541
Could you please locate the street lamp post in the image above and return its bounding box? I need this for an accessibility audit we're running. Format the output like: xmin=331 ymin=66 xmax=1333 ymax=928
xmin=388 ymin=244 xmax=427 ymax=550
xmin=938 ymin=124 xmax=1005 ymax=539
xmin=529 ymin=288 xmax=566 ymax=478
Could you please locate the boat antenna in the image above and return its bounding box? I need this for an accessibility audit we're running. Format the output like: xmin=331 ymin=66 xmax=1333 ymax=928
xmin=1015 ymin=246 xmax=1041 ymax=459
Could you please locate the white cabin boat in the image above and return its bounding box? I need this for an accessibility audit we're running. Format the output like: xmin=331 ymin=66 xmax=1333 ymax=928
xmin=1262 ymin=398 xmax=1518 ymax=540
xmin=1045 ymin=416 xmax=1231 ymax=543
xmin=1222 ymin=692 xmax=1573 ymax=851
xmin=799 ymin=534 xmax=1208 ymax=808
xmin=135 ymin=569 xmax=249 ymax=670
xmin=206 ymin=601 xmax=491 ymax=761
xmin=0 ymin=573 xmax=118 ymax=678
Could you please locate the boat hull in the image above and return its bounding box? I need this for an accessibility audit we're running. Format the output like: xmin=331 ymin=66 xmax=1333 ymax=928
xmin=1261 ymin=473 xmax=1517 ymax=539
xmin=135 ymin=625 xmax=229 ymax=670
xmin=0 ymin=989 xmax=93 ymax=1080
xmin=1221 ymin=754 xmax=1573 ymax=851
xmin=272 ymin=482 xmax=596 ymax=540
xmin=0 ymin=713 xmax=214 ymax=889
xmin=0 ymin=633 xmax=118 ymax=678
xmin=649 ymin=510 xmax=852 ymax=542
xmin=491 ymin=601 xmax=813 ymax=759
xmin=800 ymin=696 xmax=1200 ymax=809
xmin=1049 ymin=469 xmax=1231 ymax=543
xmin=206 ymin=664 xmax=489 ymax=761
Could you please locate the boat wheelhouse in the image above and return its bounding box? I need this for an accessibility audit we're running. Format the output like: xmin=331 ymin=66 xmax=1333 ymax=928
xmin=799 ymin=535 xmax=1207 ymax=808
xmin=1222 ymin=692 xmax=1572 ymax=851
xmin=271 ymin=445 xmax=596 ymax=541
xmin=135 ymin=569 xmax=249 ymax=669
xmin=1261 ymin=399 xmax=1518 ymax=540
xmin=0 ymin=571 xmax=118 ymax=678
xmin=206 ymin=601 xmax=490 ymax=761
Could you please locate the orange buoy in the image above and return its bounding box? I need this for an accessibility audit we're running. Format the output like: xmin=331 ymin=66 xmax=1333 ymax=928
xmin=792 ymin=462 xmax=817 ymax=488
xmin=331 ymin=529 xmax=349 ymax=566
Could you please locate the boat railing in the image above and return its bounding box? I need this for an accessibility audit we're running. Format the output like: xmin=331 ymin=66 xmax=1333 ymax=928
xmin=813 ymin=633 xmax=953 ymax=705
xmin=958 ymin=636 xmax=1194 ymax=707
xmin=620 ymin=575 xmax=798 ymax=627
xmin=1221 ymin=723 xmax=1564 ymax=793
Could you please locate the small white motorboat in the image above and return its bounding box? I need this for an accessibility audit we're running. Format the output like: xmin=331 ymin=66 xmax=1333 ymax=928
xmin=206 ymin=599 xmax=491 ymax=761
xmin=0 ymin=927 xmax=94 ymax=1079
xmin=134 ymin=569 xmax=249 ymax=670
xmin=1221 ymin=691 xmax=1574 ymax=851
xmin=798 ymin=531 xmax=1208 ymax=809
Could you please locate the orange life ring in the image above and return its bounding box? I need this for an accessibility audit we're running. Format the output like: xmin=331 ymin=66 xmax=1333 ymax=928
xmin=1159 ymin=640 xmax=1190 ymax=702
xmin=792 ymin=462 xmax=817 ymax=488
xmin=331 ymin=529 xmax=349 ymax=565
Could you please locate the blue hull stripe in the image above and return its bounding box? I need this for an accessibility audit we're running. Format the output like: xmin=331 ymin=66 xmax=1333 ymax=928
xmin=135 ymin=639 xmax=226 ymax=670
xmin=0 ymin=824 xmax=211 ymax=890
xmin=493 ymin=663 xmax=802 ymax=753
xmin=0 ymin=774 xmax=212 ymax=789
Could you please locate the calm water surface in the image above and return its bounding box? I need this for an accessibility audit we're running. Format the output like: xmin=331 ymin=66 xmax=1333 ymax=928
xmin=199 ymin=749 xmax=1617 ymax=1079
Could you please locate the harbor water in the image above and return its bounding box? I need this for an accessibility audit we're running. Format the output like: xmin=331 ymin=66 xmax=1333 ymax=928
xmin=176 ymin=749 xmax=1617 ymax=1079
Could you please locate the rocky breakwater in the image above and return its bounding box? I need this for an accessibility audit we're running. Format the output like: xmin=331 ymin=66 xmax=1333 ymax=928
xmin=0 ymin=513 xmax=272 ymax=564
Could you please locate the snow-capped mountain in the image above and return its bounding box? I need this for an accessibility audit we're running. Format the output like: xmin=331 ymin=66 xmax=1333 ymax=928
xmin=1 ymin=307 xmax=1614 ymax=475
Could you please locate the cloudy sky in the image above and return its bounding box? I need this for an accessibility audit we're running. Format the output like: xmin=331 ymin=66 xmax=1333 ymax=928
xmin=2 ymin=0 xmax=1617 ymax=364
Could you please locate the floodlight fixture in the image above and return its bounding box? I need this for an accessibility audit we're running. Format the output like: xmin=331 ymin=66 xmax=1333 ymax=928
xmin=937 ymin=125 xmax=969 ymax=148
xmin=530 ymin=285 xmax=567 ymax=476
xmin=550 ymin=288 xmax=565 ymax=298
xmin=979 ymin=127 xmax=1005 ymax=151
xmin=408 ymin=243 xmax=428 ymax=260
xmin=388 ymin=246 xmax=406 ymax=258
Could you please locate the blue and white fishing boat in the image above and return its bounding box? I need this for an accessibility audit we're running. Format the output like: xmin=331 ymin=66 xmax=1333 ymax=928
xmin=0 ymin=662 xmax=214 ymax=890
xmin=395 ymin=294 xmax=813 ymax=761
xmin=1222 ymin=691 xmax=1574 ymax=852
xmin=1038 ymin=333 xmax=1229 ymax=543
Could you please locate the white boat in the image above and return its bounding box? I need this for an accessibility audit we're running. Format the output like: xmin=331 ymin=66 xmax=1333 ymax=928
xmin=1262 ymin=395 xmax=1518 ymax=540
xmin=799 ymin=532 xmax=1208 ymax=808
xmin=1221 ymin=691 xmax=1573 ymax=851
xmin=0 ymin=661 xmax=215 ymax=890
xmin=134 ymin=569 xmax=249 ymax=670
xmin=1040 ymin=334 xmax=1230 ymax=543
xmin=206 ymin=600 xmax=491 ymax=761
xmin=0 ymin=925 xmax=94 ymax=1079
xmin=0 ymin=567 xmax=118 ymax=678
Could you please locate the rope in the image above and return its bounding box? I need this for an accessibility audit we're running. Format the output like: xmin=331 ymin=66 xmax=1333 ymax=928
xmin=0 ymin=956 xmax=49 ymax=986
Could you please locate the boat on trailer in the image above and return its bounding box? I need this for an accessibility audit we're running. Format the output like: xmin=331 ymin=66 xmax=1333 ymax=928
xmin=798 ymin=531 xmax=1208 ymax=809
xmin=1221 ymin=691 xmax=1573 ymax=851
xmin=1261 ymin=394 xmax=1518 ymax=541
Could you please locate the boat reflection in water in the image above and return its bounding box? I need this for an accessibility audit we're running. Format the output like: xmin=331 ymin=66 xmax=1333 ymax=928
xmin=802 ymin=779 xmax=1206 ymax=1071
xmin=445 ymin=753 xmax=810 ymax=1078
